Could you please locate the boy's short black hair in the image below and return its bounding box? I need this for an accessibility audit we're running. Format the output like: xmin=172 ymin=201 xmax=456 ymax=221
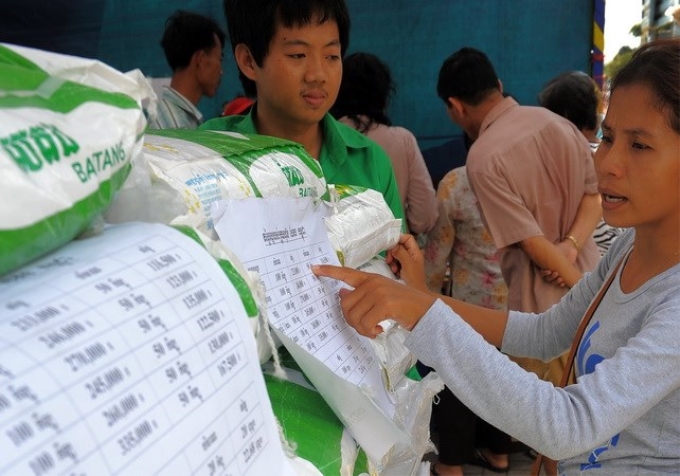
xmin=436 ymin=47 xmax=499 ymax=106
xmin=161 ymin=10 xmax=225 ymax=72
xmin=223 ymin=0 xmax=350 ymax=97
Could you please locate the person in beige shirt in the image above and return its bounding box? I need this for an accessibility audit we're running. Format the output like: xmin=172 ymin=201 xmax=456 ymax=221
xmin=436 ymin=46 xmax=600 ymax=314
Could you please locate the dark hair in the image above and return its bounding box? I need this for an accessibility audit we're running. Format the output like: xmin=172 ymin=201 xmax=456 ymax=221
xmin=538 ymin=71 xmax=599 ymax=131
xmin=436 ymin=47 xmax=499 ymax=106
xmin=610 ymin=38 xmax=680 ymax=134
xmin=223 ymin=0 xmax=351 ymax=97
xmin=161 ymin=10 xmax=225 ymax=71
xmin=330 ymin=52 xmax=394 ymax=132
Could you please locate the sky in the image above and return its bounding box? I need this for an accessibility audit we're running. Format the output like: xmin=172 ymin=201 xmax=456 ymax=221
xmin=604 ymin=0 xmax=643 ymax=61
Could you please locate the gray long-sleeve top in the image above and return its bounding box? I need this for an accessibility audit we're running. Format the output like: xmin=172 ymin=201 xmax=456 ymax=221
xmin=406 ymin=230 xmax=680 ymax=474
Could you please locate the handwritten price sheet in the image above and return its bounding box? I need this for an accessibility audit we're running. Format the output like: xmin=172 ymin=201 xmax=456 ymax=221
xmin=0 ymin=222 xmax=293 ymax=476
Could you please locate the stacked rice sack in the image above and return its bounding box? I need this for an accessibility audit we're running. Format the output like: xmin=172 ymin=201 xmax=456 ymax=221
xmin=105 ymin=129 xmax=330 ymax=238
xmin=107 ymin=127 xmax=436 ymax=473
xmin=106 ymin=129 xmax=402 ymax=269
xmin=0 ymin=44 xmax=321 ymax=476
xmin=0 ymin=43 xmax=146 ymax=276
xmin=0 ymin=40 xmax=435 ymax=476
xmin=324 ymin=184 xmax=402 ymax=269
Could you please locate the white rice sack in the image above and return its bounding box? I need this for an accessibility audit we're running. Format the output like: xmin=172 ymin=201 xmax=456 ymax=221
xmin=324 ymin=184 xmax=402 ymax=269
xmin=0 ymin=222 xmax=295 ymax=475
xmin=1 ymin=43 xmax=154 ymax=109
xmin=106 ymin=129 xmax=329 ymax=238
xmin=357 ymin=256 xmax=416 ymax=391
xmin=0 ymin=43 xmax=146 ymax=276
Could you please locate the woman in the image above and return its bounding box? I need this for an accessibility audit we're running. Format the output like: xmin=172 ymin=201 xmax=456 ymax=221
xmin=330 ymin=52 xmax=438 ymax=235
xmin=314 ymin=39 xmax=680 ymax=473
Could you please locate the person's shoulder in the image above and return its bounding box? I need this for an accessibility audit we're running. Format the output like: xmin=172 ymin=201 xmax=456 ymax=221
xmin=200 ymin=115 xmax=244 ymax=132
xmin=388 ymin=125 xmax=420 ymax=145
xmin=331 ymin=116 xmax=375 ymax=147
xmin=519 ymin=105 xmax=578 ymax=129
xmin=439 ymin=165 xmax=468 ymax=189
xmin=464 ymin=143 xmax=490 ymax=173
xmin=146 ymin=97 xmax=179 ymax=129
xmin=510 ymin=105 xmax=588 ymax=149
xmin=601 ymin=228 xmax=634 ymax=271
xmin=610 ymin=227 xmax=634 ymax=252
xmin=331 ymin=116 xmax=391 ymax=157
xmin=388 ymin=124 xmax=416 ymax=137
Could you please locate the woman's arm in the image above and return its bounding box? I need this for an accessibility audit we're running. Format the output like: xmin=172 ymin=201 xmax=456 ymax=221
xmin=319 ymin=234 xmax=509 ymax=347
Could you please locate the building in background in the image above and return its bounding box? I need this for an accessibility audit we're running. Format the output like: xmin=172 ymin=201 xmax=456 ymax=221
xmin=642 ymin=0 xmax=680 ymax=42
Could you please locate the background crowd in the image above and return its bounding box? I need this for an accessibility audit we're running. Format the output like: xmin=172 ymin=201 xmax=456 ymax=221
xmin=144 ymin=2 xmax=679 ymax=475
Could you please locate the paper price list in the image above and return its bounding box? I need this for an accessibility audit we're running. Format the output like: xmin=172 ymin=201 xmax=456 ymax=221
xmin=0 ymin=226 xmax=269 ymax=476
xmin=245 ymin=240 xmax=375 ymax=386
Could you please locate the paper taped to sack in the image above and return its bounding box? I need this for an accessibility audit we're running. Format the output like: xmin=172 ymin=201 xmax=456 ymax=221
xmin=212 ymin=197 xmax=436 ymax=474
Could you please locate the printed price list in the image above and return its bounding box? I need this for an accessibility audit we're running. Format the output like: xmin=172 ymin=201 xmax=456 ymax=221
xmin=245 ymin=237 xmax=376 ymax=387
xmin=0 ymin=224 xmax=277 ymax=476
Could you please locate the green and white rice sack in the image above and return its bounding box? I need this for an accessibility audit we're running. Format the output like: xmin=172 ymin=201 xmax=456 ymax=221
xmin=324 ymin=184 xmax=402 ymax=269
xmin=0 ymin=44 xmax=145 ymax=276
xmin=106 ymin=129 xmax=329 ymax=238
xmin=264 ymin=372 xmax=370 ymax=476
xmin=0 ymin=43 xmax=154 ymax=110
xmin=180 ymin=225 xmax=281 ymax=366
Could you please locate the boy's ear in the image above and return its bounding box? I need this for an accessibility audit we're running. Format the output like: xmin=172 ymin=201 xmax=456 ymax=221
xmin=234 ymin=44 xmax=257 ymax=80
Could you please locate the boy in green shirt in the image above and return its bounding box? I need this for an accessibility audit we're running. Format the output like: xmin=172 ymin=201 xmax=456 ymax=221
xmin=200 ymin=0 xmax=403 ymax=223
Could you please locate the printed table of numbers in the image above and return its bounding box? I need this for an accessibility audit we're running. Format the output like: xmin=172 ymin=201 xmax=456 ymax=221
xmin=245 ymin=228 xmax=376 ymax=386
xmin=211 ymin=197 xmax=390 ymax=402
xmin=0 ymin=223 xmax=290 ymax=476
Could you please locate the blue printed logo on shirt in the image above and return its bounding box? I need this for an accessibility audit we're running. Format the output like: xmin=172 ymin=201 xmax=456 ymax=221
xmin=576 ymin=320 xmax=620 ymax=471
xmin=577 ymin=322 xmax=604 ymax=376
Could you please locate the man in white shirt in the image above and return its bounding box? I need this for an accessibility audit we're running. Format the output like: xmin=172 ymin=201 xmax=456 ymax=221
xmin=148 ymin=10 xmax=225 ymax=129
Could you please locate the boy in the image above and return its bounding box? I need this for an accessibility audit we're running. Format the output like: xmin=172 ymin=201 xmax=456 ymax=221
xmin=200 ymin=0 xmax=404 ymax=222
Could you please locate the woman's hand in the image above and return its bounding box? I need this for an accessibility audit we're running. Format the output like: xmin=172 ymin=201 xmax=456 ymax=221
xmin=311 ymin=264 xmax=436 ymax=338
xmin=556 ymin=239 xmax=578 ymax=265
xmin=385 ymin=234 xmax=429 ymax=292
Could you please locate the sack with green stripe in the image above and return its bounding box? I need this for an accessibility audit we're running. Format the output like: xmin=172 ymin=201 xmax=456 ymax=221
xmin=105 ymin=129 xmax=329 ymax=238
xmin=0 ymin=43 xmax=147 ymax=276
xmin=177 ymin=225 xmax=283 ymax=366
xmin=264 ymin=372 xmax=370 ymax=476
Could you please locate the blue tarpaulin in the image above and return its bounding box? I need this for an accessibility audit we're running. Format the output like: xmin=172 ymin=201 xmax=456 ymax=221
xmin=0 ymin=0 xmax=593 ymax=150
